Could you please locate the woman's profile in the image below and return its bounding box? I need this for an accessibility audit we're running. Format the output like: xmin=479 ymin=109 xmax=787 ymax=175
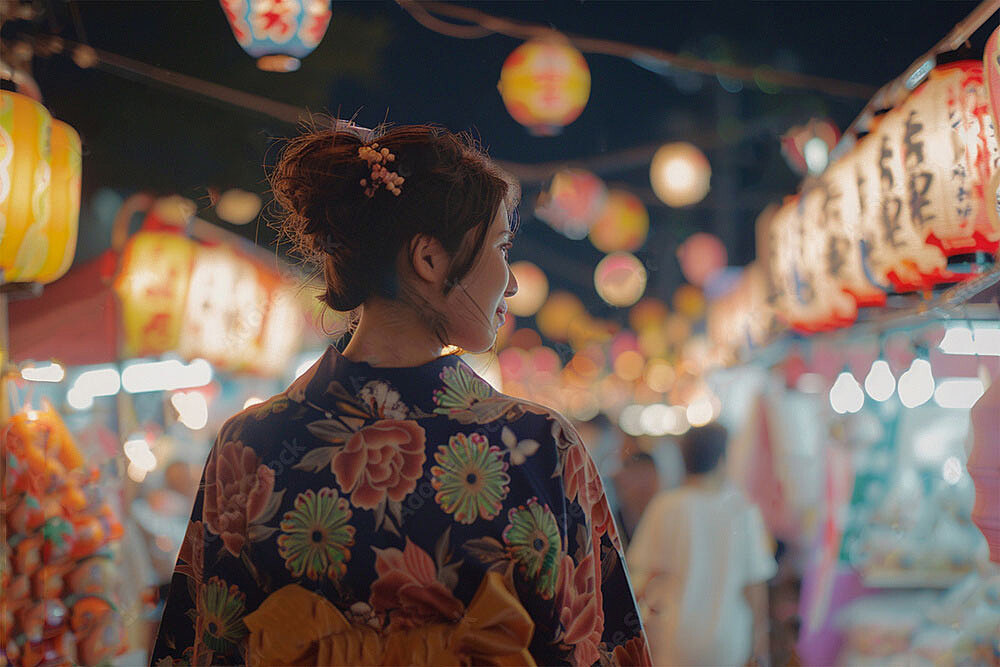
xmin=151 ymin=122 xmax=651 ymax=666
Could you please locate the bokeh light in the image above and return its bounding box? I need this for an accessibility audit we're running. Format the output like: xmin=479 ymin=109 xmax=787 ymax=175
xmin=588 ymin=189 xmax=649 ymax=253
xmin=594 ymin=252 xmax=647 ymax=307
xmin=507 ymin=261 xmax=549 ymax=316
xmin=650 ymin=142 xmax=711 ymax=207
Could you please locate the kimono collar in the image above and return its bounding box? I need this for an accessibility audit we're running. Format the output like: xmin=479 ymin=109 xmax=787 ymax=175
xmin=286 ymin=344 xmax=468 ymax=415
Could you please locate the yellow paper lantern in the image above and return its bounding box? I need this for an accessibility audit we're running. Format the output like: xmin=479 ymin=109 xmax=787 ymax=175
xmin=506 ymin=260 xmax=549 ymax=316
xmin=114 ymin=231 xmax=195 ymax=357
xmin=588 ymin=189 xmax=649 ymax=253
xmin=0 ymin=91 xmax=51 ymax=282
xmin=34 ymin=121 xmax=81 ymax=284
xmin=650 ymin=142 xmax=711 ymax=207
xmin=594 ymin=251 xmax=647 ymax=307
xmin=536 ymin=290 xmax=585 ymax=342
xmin=497 ymin=40 xmax=591 ymax=136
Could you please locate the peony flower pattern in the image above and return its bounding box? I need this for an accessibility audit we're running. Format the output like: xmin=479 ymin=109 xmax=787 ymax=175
xmin=503 ymin=498 xmax=562 ymax=599
xmin=278 ymin=487 xmax=355 ymax=581
xmin=203 ymin=439 xmax=275 ymax=557
xmin=369 ymin=538 xmax=464 ymax=631
xmin=197 ymin=577 xmax=248 ymax=653
xmin=556 ymin=551 xmax=604 ymax=666
xmin=332 ymin=419 xmax=426 ymax=510
xmin=431 ymin=432 xmax=510 ymax=524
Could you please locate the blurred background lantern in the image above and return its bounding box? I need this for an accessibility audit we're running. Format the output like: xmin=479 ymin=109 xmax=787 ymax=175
xmin=497 ymin=39 xmax=591 ymax=136
xmin=650 ymin=142 xmax=711 ymax=207
xmin=594 ymin=251 xmax=647 ymax=307
xmin=673 ymin=284 xmax=706 ymax=319
xmin=534 ymin=168 xmax=607 ymax=239
xmin=215 ymin=188 xmax=262 ymax=225
xmin=0 ymin=91 xmax=81 ymax=285
xmin=535 ymin=290 xmax=585 ymax=342
xmin=506 ymin=260 xmax=549 ymax=316
xmin=628 ymin=297 xmax=668 ymax=331
xmin=588 ymin=189 xmax=649 ymax=252
xmin=676 ymin=232 xmax=728 ymax=287
xmin=780 ymin=118 xmax=840 ymax=176
xmin=219 ymin=0 xmax=333 ymax=72
xmin=113 ymin=197 xmax=303 ymax=373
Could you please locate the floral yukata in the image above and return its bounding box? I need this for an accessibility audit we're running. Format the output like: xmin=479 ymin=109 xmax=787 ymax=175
xmin=151 ymin=346 xmax=650 ymax=666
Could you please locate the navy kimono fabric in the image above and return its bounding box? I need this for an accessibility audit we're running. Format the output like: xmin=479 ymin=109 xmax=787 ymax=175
xmin=151 ymin=346 xmax=650 ymax=666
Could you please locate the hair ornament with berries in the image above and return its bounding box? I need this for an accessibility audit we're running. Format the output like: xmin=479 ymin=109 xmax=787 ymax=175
xmin=358 ymin=143 xmax=405 ymax=197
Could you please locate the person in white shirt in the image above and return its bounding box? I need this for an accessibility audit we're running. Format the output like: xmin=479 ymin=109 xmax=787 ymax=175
xmin=627 ymin=423 xmax=777 ymax=666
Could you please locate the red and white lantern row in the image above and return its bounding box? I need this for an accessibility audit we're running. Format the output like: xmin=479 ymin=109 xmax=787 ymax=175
xmin=759 ymin=60 xmax=1000 ymax=333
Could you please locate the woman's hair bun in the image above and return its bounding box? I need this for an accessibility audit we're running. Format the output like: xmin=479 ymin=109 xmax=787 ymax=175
xmin=269 ymin=118 xmax=517 ymax=313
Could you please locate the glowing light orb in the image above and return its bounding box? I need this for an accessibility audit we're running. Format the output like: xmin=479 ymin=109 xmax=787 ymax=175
xmin=673 ymin=284 xmax=706 ymax=319
xmin=497 ymin=40 xmax=591 ymax=136
xmin=650 ymin=142 xmax=711 ymax=207
xmin=629 ymin=298 xmax=668 ymax=331
xmin=216 ymin=188 xmax=262 ymax=225
xmin=594 ymin=252 xmax=647 ymax=307
xmin=507 ymin=261 xmax=549 ymax=317
xmin=864 ymin=360 xmax=896 ymax=402
xmin=535 ymin=169 xmax=607 ymax=239
xmin=536 ymin=291 xmax=586 ymax=342
xmin=829 ymin=371 xmax=864 ymax=414
xmin=588 ymin=189 xmax=649 ymax=253
xmin=676 ymin=232 xmax=728 ymax=287
xmin=898 ymin=358 xmax=935 ymax=408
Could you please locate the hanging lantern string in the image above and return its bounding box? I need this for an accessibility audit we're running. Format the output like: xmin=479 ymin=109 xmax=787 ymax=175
xmin=59 ymin=39 xmax=304 ymax=124
xmin=398 ymin=0 xmax=878 ymax=100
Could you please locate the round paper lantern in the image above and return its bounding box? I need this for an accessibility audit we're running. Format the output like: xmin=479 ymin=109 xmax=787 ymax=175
xmin=536 ymin=290 xmax=585 ymax=342
xmin=506 ymin=260 xmax=549 ymax=316
xmin=497 ymin=39 xmax=591 ymax=136
xmin=33 ymin=121 xmax=81 ymax=284
xmin=219 ymin=0 xmax=333 ymax=72
xmin=0 ymin=92 xmax=82 ymax=285
xmin=588 ymin=189 xmax=649 ymax=252
xmin=676 ymin=232 xmax=728 ymax=287
xmin=594 ymin=252 xmax=647 ymax=307
xmin=534 ymin=169 xmax=607 ymax=239
xmin=650 ymin=142 xmax=711 ymax=207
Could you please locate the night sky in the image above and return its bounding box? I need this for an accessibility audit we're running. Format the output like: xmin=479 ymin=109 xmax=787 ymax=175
xmin=17 ymin=0 xmax=987 ymax=319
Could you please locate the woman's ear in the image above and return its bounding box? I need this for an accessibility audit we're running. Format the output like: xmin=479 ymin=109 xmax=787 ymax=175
xmin=407 ymin=233 xmax=450 ymax=286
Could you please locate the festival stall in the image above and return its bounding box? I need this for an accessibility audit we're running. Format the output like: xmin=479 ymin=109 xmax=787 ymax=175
xmin=705 ymin=28 xmax=1000 ymax=667
xmin=5 ymin=187 xmax=321 ymax=661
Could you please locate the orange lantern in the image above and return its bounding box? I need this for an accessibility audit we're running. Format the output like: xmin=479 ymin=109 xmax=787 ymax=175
xmin=497 ymin=40 xmax=591 ymax=136
xmin=628 ymin=297 xmax=668 ymax=331
xmin=588 ymin=189 xmax=649 ymax=253
xmin=506 ymin=260 xmax=549 ymax=316
xmin=535 ymin=168 xmax=607 ymax=239
xmin=673 ymin=284 xmax=705 ymax=319
xmin=0 ymin=92 xmax=81 ymax=285
xmin=594 ymin=251 xmax=647 ymax=307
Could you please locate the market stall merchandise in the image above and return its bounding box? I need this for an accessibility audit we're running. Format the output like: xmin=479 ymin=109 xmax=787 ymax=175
xmin=1 ymin=401 xmax=126 ymax=666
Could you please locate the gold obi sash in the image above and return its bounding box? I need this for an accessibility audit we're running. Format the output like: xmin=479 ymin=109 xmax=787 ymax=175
xmin=242 ymin=571 xmax=537 ymax=666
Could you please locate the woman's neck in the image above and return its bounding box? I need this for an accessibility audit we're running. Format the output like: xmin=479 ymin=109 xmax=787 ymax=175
xmin=340 ymin=299 xmax=447 ymax=368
